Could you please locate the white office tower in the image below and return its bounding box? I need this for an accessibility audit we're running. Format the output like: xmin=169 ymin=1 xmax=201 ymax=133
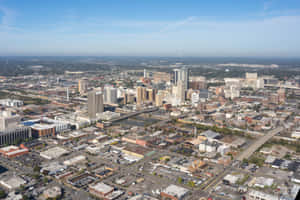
xmin=245 ymin=72 xmax=258 ymax=89
xmin=172 ymin=81 xmax=186 ymax=105
xmin=256 ymin=78 xmax=265 ymax=89
xmin=191 ymin=92 xmax=200 ymax=106
xmin=117 ymin=87 xmax=125 ymax=98
xmin=0 ymin=111 xmax=21 ymax=131
xmin=173 ymin=67 xmax=189 ymax=90
xmin=224 ymin=78 xmax=241 ymax=99
xmin=144 ymin=69 xmax=147 ymax=78
xmin=224 ymin=85 xmax=240 ymax=99
xmin=104 ymin=86 xmax=117 ymax=104
xmin=88 ymin=91 xmax=104 ymax=119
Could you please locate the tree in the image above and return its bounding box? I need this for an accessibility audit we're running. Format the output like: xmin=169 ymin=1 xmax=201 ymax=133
xmin=177 ymin=177 xmax=183 ymax=184
xmin=187 ymin=180 xmax=195 ymax=187
xmin=33 ymin=165 xmax=41 ymax=173
xmin=33 ymin=173 xmax=40 ymax=180
xmin=249 ymin=156 xmax=264 ymax=167
xmin=0 ymin=190 xmax=6 ymax=198
xmin=22 ymin=195 xmax=30 ymax=200
xmin=19 ymin=185 xmax=26 ymax=192
xmin=43 ymin=177 xmax=49 ymax=184
xmin=284 ymin=154 xmax=291 ymax=160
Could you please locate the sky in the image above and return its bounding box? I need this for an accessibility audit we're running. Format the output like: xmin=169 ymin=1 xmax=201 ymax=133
xmin=0 ymin=0 xmax=300 ymax=57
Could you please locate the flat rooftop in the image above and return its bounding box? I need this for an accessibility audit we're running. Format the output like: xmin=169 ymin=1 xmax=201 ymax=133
xmin=162 ymin=184 xmax=189 ymax=198
xmin=89 ymin=182 xmax=113 ymax=194
xmin=40 ymin=147 xmax=69 ymax=160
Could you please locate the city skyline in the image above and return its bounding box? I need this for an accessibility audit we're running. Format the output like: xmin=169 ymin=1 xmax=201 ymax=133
xmin=1 ymin=0 xmax=300 ymax=57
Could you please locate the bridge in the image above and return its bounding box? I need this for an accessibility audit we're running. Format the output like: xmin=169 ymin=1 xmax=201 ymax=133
xmin=108 ymin=107 xmax=159 ymax=123
xmin=264 ymin=84 xmax=300 ymax=90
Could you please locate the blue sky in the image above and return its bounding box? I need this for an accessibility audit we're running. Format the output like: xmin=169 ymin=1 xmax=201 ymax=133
xmin=0 ymin=0 xmax=300 ymax=57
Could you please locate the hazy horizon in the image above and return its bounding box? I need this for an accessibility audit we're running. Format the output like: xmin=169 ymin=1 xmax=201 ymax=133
xmin=1 ymin=0 xmax=300 ymax=57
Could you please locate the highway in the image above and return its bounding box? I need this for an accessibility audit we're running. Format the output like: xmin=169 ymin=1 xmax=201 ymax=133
xmin=236 ymin=126 xmax=283 ymax=161
xmin=201 ymin=126 xmax=283 ymax=192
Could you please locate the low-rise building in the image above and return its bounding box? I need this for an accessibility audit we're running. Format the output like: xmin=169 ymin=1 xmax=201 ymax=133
xmin=40 ymin=147 xmax=69 ymax=160
xmin=31 ymin=124 xmax=56 ymax=138
xmin=253 ymin=177 xmax=274 ymax=188
xmin=200 ymin=130 xmax=221 ymax=141
xmin=0 ymin=176 xmax=26 ymax=190
xmin=160 ymin=184 xmax=189 ymax=200
xmin=291 ymin=173 xmax=300 ymax=184
xmin=247 ymin=189 xmax=278 ymax=200
xmin=68 ymin=173 xmax=97 ymax=188
xmin=199 ymin=140 xmax=219 ymax=153
xmin=0 ymin=99 xmax=23 ymax=107
xmin=89 ymin=182 xmax=124 ymax=200
xmin=43 ymin=186 xmax=62 ymax=199
xmin=291 ymin=128 xmax=300 ymax=139
xmin=122 ymin=144 xmax=151 ymax=159
xmin=63 ymin=155 xmax=86 ymax=166
xmin=41 ymin=161 xmax=66 ymax=175
xmin=223 ymin=174 xmax=239 ymax=185
xmin=0 ymin=145 xmax=29 ymax=158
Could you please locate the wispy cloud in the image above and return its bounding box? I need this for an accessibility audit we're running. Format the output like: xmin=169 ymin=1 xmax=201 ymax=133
xmin=0 ymin=1 xmax=300 ymax=57
xmin=0 ymin=4 xmax=20 ymax=32
xmin=160 ymin=16 xmax=197 ymax=32
xmin=263 ymin=1 xmax=272 ymax=11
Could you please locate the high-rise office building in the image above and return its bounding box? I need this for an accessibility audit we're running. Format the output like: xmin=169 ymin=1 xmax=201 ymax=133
xmin=245 ymin=72 xmax=258 ymax=89
xmin=104 ymin=86 xmax=118 ymax=104
xmin=78 ymin=79 xmax=88 ymax=94
xmin=88 ymin=91 xmax=104 ymax=119
xmin=146 ymin=88 xmax=156 ymax=103
xmin=155 ymin=91 xmax=164 ymax=107
xmin=136 ymin=86 xmax=147 ymax=105
xmin=172 ymin=81 xmax=186 ymax=104
xmin=124 ymin=93 xmax=135 ymax=104
xmin=224 ymin=85 xmax=240 ymax=99
xmin=189 ymin=76 xmax=207 ymax=89
xmin=173 ymin=67 xmax=189 ymax=90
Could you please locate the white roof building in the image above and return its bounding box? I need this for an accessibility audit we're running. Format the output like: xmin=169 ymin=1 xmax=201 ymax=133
xmin=223 ymin=174 xmax=239 ymax=185
xmin=41 ymin=161 xmax=66 ymax=175
xmin=0 ymin=176 xmax=26 ymax=190
xmin=265 ymin=155 xmax=276 ymax=164
xmin=89 ymin=182 xmax=120 ymax=199
xmin=40 ymin=147 xmax=69 ymax=160
xmin=63 ymin=155 xmax=86 ymax=166
xmin=161 ymin=185 xmax=189 ymax=200
xmin=253 ymin=177 xmax=274 ymax=188
xmin=43 ymin=186 xmax=62 ymax=199
xmin=247 ymin=189 xmax=278 ymax=200
xmin=291 ymin=128 xmax=300 ymax=139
